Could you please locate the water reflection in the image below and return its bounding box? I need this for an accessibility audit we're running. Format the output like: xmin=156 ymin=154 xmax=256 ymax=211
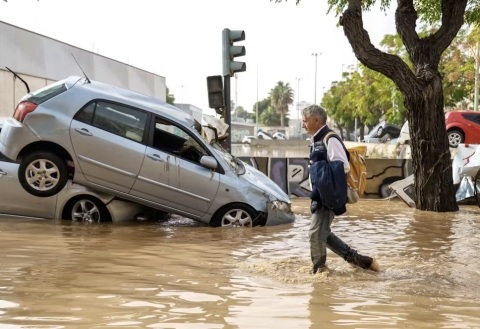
xmin=0 ymin=200 xmax=478 ymax=328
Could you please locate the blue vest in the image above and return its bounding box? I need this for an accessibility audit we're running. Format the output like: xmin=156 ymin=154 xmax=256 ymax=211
xmin=310 ymin=125 xmax=350 ymax=161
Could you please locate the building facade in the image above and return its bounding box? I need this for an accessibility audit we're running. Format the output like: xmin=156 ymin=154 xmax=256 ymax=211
xmin=0 ymin=20 xmax=167 ymax=117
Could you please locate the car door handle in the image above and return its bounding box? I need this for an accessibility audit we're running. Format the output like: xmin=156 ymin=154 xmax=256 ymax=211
xmin=75 ymin=128 xmax=92 ymax=136
xmin=147 ymin=153 xmax=164 ymax=162
xmin=0 ymin=170 xmax=6 ymax=176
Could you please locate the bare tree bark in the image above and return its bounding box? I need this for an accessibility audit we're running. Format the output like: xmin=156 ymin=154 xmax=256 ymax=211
xmin=339 ymin=0 xmax=467 ymax=212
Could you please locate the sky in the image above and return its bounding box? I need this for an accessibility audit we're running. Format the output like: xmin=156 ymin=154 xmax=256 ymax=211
xmin=0 ymin=0 xmax=397 ymax=118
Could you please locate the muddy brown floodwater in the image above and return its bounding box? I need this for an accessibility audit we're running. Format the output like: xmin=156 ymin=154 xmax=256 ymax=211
xmin=0 ymin=199 xmax=479 ymax=328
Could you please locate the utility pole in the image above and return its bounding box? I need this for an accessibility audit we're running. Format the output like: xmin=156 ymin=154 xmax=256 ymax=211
xmin=475 ymin=42 xmax=479 ymax=111
xmin=256 ymin=63 xmax=259 ymax=131
xmin=295 ymin=77 xmax=302 ymax=133
xmin=312 ymin=53 xmax=322 ymax=104
xmin=234 ymin=74 xmax=238 ymax=119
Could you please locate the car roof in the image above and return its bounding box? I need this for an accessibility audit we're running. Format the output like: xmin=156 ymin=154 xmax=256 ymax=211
xmin=66 ymin=76 xmax=195 ymax=127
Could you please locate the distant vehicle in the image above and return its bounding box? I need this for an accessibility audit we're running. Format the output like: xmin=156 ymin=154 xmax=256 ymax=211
xmin=257 ymin=129 xmax=274 ymax=139
xmin=242 ymin=135 xmax=257 ymax=144
xmin=445 ymin=111 xmax=480 ymax=147
xmin=398 ymin=111 xmax=480 ymax=148
xmin=273 ymin=132 xmax=288 ymax=140
xmin=257 ymin=129 xmax=288 ymax=140
xmin=362 ymin=121 xmax=401 ymax=143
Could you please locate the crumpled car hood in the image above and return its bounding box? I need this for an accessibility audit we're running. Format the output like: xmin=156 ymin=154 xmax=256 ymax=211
xmin=241 ymin=164 xmax=291 ymax=204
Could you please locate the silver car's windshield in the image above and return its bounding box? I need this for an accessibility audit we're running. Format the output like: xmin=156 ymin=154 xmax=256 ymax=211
xmin=210 ymin=142 xmax=245 ymax=174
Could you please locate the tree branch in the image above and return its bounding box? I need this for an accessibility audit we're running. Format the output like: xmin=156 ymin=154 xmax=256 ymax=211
xmin=339 ymin=0 xmax=420 ymax=94
xmin=433 ymin=0 xmax=468 ymax=55
xmin=395 ymin=0 xmax=420 ymax=53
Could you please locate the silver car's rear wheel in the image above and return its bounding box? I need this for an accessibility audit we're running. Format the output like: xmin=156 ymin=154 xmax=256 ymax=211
xmin=68 ymin=196 xmax=111 ymax=223
xmin=214 ymin=203 xmax=259 ymax=227
xmin=18 ymin=151 xmax=69 ymax=198
xmin=25 ymin=159 xmax=59 ymax=191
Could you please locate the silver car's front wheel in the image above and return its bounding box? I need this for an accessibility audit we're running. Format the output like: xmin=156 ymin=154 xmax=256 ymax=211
xmin=18 ymin=151 xmax=69 ymax=198
xmin=68 ymin=196 xmax=111 ymax=223
xmin=215 ymin=203 xmax=259 ymax=227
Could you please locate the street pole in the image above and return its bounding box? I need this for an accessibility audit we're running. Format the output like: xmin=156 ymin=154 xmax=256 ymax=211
xmin=296 ymin=77 xmax=302 ymax=133
xmin=256 ymin=63 xmax=259 ymax=131
xmin=475 ymin=42 xmax=479 ymax=111
xmin=235 ymin=74 xmax=238 ymax=119
xmin=312 ymin=53 xmax=321 ymax=104
xmin=224 ymin=75 xmax=232 ymax=153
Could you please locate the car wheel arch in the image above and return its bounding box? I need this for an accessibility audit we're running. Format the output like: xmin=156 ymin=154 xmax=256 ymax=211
xmin=210 ymin=202 xmax=265 ymax=227
xmin=18 ymin=141 xmax=73 ymax=163
xmin=61 ymin=194 xmax=112 ymax=222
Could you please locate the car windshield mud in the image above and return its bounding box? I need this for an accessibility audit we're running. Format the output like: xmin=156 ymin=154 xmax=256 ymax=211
xmin=211 ymin=142 xmax=245 ymax=174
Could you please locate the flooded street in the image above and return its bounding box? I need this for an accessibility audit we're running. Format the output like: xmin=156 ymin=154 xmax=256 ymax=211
xmin=0 ymin=199 xmax=479 ymax=328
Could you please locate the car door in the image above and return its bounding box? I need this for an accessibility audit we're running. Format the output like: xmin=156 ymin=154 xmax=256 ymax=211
xmin=69 ymin=101 xmax=149 ymax=194
xmin=0 ymin=152 xmax=56 ymax=218
xmin=131 ymin=116 xmax=220 ymax=217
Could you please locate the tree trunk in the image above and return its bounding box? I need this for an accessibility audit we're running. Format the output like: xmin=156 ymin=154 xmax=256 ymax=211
xmin=338 ymin=126 xmax=345 ymax=140
xmin=405 ymin=73 xmax=458 ymax=212
xmin=280 ymin=111 xmax=285 ymax=127
xmin=337 ymin=0 xmax=467 ymax=212
xmin=359 ymin=122 xmax=365 ymax=140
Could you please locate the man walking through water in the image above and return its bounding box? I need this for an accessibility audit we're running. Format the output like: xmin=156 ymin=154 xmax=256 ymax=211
xmin=302 ymin=105 xmax=379 ymax=274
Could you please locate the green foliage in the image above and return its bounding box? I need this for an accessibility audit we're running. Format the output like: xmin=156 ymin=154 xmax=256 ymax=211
xmin=260 ymin=106 xmax=290 ymax=126
xmin=166 ymin=87 xmax=175 ymax=105
xmin=321 ymin=27 xmax=479 ymax=129
xmin=252 ymin=97 xmax=271 ymax=119
xmin=269 ymin=81 xmax=294 ymax=127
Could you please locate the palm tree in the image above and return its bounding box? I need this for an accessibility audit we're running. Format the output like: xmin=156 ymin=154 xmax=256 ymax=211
xmin=270 ymin=81 xmax=294 ymax=127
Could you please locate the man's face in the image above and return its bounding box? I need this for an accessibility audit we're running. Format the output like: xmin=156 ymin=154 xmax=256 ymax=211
xmin=302 ymin=115 xmax=323 ymax=135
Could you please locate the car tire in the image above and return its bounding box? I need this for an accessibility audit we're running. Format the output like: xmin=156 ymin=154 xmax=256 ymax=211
xmin=213 ymin=203 xmax=260 ymax=228
xmin=376 ymin=127 xmax=383 ymax=137
xmin=66 ymin=195 xmax=112 ymax=223
xmin=18 ymin=151 xmax=69 ymax=198
xmin=447 ymin=129 xmax=464 ymax=148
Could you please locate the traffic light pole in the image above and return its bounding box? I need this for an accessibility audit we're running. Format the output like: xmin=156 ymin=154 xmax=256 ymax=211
xmin=224 ymin=75 xmax=232 ymax=152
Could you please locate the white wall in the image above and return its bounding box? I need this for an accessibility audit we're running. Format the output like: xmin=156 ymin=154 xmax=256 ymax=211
xmin=0 ymin=20 xmax=166 ymax=117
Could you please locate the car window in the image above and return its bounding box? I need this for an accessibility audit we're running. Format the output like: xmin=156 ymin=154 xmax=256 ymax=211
xmin=74 ymin=101 xmax=148 ymax=143
xmin=462 ymin=113 xmax=480 ymax=125
xmin=152 ymin=117 xmax=208 ymax=165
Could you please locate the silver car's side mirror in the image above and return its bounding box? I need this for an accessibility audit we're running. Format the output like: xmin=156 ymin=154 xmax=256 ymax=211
xmin=200 ymin=156 xmax=218 ymax=169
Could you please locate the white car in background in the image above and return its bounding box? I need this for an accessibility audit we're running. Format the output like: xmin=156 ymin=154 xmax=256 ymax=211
xmin=257 ymin=129 xmax=288 ymax=140
xmin=242 ymin=135 xmax=257 ymax=144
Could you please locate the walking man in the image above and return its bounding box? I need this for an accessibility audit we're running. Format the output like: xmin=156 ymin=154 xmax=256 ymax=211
xmin=302 ymin=105 xmax=379 ymax=274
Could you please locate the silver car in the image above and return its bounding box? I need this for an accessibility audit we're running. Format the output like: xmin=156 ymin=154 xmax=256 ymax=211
xmin=0 ymin=76 xmax=294 ymax=227
xmin=0 ymin=119 xmax=155 ymax=223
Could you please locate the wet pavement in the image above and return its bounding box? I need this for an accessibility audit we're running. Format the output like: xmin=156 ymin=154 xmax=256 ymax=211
xmin=0 ymin=198 xmax=479 ymax=328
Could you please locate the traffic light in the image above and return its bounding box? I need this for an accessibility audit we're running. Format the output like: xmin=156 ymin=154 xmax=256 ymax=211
xmin=222 ymin=29 xmax=246 ymax=77
xmin=206 ymin=75 xmax=225 ymax=115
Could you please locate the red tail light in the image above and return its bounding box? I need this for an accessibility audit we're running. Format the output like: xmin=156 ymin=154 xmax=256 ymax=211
xmin=13 ymin=101 xmax=38 ymax=123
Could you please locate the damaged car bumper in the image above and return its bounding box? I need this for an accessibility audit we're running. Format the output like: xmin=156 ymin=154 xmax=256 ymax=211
xmin=265 ymin=200 xmax=295 ymax=226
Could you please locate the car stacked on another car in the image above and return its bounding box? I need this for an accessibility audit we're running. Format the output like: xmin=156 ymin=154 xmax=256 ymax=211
xmin=0 ymin=117 xmax=156 ymax=223
xmin=0 ymin=76 xmax=295 ymax=228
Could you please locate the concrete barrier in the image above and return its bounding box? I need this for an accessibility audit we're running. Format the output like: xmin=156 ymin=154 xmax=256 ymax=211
xmin=238 ymin=156 xmax=412 ymax=200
